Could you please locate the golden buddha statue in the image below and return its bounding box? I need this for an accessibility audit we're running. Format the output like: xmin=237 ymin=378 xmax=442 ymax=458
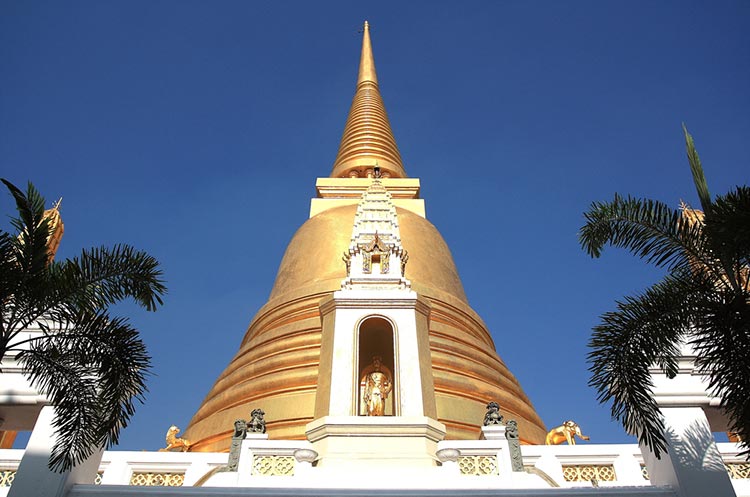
xmin=360 ymin=356 xmax=393 ymax=416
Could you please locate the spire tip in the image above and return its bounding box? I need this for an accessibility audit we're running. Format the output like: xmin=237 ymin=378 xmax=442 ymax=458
xmin=357 ymin=20 xmax=377 ymax=85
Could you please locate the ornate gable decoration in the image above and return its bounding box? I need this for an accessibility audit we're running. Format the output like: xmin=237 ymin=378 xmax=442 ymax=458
xmin=362 ymin=232 xmax=389 ymax=274
xmin=341 ymin=171 xmax=410 ymax=291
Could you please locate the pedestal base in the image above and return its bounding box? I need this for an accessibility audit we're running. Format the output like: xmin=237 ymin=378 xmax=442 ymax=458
xmin=306 ymin=416 xmax=446 ymax=469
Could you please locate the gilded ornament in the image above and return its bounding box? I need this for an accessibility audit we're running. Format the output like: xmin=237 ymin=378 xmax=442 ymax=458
xmin=545 ymin=420 xmax=590 ymax=445
xmin=360 ymin=356 xmax=393 ymax=416
xmin=159 ymin=425 xmax=191 ymax=452
xmin=380 ymin=251 xmax=390 ymax=273
xmin=342 ymin=252 xmax=352 ymax=275
xmin=362 ymin=253 xmax=372 ymax=274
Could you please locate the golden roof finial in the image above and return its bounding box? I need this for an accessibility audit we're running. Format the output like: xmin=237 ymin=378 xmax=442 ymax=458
xmin=330 ymin=21 xmax=407 ymax=179
xmin=35 ymin=197 xmax=64 ymax=263
xmin=357 ymin=21 xmax=377 ymax=85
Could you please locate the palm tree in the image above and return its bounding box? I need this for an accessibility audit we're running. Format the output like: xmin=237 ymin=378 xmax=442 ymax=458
xmin=0 ymin=179 xmax=166 ymax=471
xmin=579 ymin=127 xmax=749 ymax=457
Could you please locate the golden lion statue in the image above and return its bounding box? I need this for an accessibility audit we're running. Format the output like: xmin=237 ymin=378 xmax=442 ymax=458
xmin=159 ymin=425 xmax=191 ymax=452
xmin=545 ymin=420 xmax=590 ymax=445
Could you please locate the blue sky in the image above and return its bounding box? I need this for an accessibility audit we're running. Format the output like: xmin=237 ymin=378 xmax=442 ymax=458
xmin=1 ymin=1 xmax=748 ymax=450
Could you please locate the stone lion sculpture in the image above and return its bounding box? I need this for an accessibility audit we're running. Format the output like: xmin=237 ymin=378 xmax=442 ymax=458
xmin=160 ymin=425 xmax=191 ymax=452
xmin=483 ymin=401 xmax=504 ymax=426
xmin=545 ymin=420 xmax=590 ymax=445
xmin=249 ymin=408 xmax=267 ymax=434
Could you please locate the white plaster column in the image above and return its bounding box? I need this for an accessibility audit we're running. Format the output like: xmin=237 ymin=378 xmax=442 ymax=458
xmin=182 ymin=460 xmax=214 ymax=486
xmin=480 ymin=425 xmax=512 ymax=475
xmin=533 ymin=451 xmax=564 ymax=486
xmin=640 ymin=406 xmax=735 ymax=497
xmin=9 ymin=406 xmax=103 ymax=497
xmin=612 ymin=451 xmax=646 ymax=484
xmin=318 ymin=299 xmax=359 ymax=416
xmin=98 ymin=451 xmax=130 ymax=485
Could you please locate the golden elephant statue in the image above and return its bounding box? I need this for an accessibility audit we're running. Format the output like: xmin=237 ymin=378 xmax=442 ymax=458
xmin=545 ymin=420 xmax=590 ymax=445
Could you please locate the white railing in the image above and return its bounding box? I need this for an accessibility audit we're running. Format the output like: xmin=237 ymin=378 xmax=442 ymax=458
xmin=435 ymin=440 xmax=748 ymax=495
xmin=0 ymin=441 xmax=747 ymax=494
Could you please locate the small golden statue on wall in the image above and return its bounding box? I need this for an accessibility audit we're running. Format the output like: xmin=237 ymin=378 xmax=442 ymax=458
xmin=727 ymin=432 xmax=743 ymax=443
xmin=360 ymin=356 xmax=393 ymax=416
xmin=545 ymin=420 xmax=590 ymax=445
xmin=159 ymin=425 xmax=191 ymax=452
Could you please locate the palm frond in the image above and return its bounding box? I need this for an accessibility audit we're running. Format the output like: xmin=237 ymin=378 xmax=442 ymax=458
xmin=582 ymin=130 xmax=749 ymax=458
xmin=11 ymin=244 xmax=167 ymax=334
xmin=1 ymin=180 xmax=51 ymax=280
xmin=56 ymin=245 xmax=166 ymax=312
xmin=703 ymin=186 xmax=750 ymax=293
xmin=691 ymin=288 xmax=750 ymax=452
xmin=2 ymin=179 xmax=166 ymax=471
xmin=579 ymin=194 xmax=709 ymax=272
xmin=2 ymin=179 xmax=46 ymax=236
xmin=588 ymin=275 xmax=696 ymax=457
xmin=0 ymin=231 xmax=16 ymax=302
xmin=683 ymin=124 xmax=712 ymax=212
xmin=20 ymin=310 xmax=151 ymax=472
xmin=20 ymin=342 xmax=101 ymax=472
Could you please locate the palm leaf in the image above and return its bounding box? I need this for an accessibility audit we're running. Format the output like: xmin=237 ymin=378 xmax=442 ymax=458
xmin=588 ymin=274 xmax=696 ymax=457
xmin=691 ymin=286 xmax=750 ymax=450
xmin=703 ymin=186 xmax=750 ymax=294
xmin=579 ymin=194 xmax=710 ymax=272
xmin=581 ymin=130 xmax=750 ymax=458
xmin=20 ymin=310 xmax=151 ymax=471
xmin=1 ymin=179 xmax=166 ymax=471
xmin=683 ymin=124 xmax=712 ymax=212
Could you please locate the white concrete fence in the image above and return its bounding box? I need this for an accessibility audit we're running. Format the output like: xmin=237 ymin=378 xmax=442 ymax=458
xmin=0 ymin=440 xmax=747 ymax=496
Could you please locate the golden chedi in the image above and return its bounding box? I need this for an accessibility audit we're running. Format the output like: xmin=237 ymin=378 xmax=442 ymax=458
xmin=184 ymin=22 xmax=547 ymax=451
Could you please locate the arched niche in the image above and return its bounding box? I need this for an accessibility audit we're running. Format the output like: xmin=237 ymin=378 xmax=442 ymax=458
xmin=357 ymin=316 xmax=396 ymax=416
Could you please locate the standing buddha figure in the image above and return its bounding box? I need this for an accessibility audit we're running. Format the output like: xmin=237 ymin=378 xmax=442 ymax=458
xmin=360 ymin=356 xmax=393 ymax=416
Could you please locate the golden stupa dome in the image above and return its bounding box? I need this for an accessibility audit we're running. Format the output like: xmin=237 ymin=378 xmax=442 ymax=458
xmin=183 ymin=22 xmax=546 ymax=451
xmin=268 ymin=205 xmax=467 ymax=306
xmin=185 ymin=204 xmax=547 ymax=450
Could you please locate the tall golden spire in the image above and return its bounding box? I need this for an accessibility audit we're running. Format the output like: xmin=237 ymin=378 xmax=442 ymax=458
xmin=330 ymin=21 xmax=407 ymax=179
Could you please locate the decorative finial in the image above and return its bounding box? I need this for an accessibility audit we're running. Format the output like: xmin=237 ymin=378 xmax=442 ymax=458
xmin=357 ymin=20 xmax=377 ymax=85
xmin=330 ymin=19 xmax=406 ymax=178
xmin=41 ymin=196 xmax=65 ymax=263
